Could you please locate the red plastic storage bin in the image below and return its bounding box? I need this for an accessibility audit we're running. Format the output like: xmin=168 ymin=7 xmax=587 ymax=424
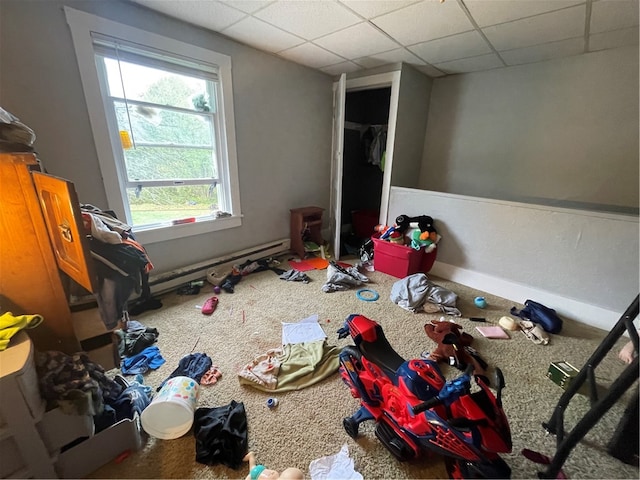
xmin=372 ymin=235 xmax=437 ymax=278
xmin=422 ymin=248 xmax=437 ymax=273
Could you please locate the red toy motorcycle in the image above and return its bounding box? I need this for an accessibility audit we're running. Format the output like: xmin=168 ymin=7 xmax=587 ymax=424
xmin=337 ymin=314 xmax=512 ymax=479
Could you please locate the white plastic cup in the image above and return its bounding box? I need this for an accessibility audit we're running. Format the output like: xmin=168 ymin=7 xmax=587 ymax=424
xmin=141 ymin=376 xmax=200 ymax=440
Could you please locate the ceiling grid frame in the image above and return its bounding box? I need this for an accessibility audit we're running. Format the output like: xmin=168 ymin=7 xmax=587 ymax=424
xmin=129 ymin=0 xmax=639 ymax=77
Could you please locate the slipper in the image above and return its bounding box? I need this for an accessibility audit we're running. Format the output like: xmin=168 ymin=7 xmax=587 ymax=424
xmin=520 ymin=320 xmax=549 ymax=345
xmin=202 ymin=296 xmax=219 ymax=315
xmin=201 ymin=365 xmax=223 ymax=385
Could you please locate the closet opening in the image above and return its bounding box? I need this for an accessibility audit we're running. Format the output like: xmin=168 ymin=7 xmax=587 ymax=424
xmin=340 ymin=86 xmax=391 ymax=257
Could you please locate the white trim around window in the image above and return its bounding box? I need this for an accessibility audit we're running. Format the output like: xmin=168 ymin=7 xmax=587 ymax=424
xmin=64 ymin=7 xmax=242 ymax=244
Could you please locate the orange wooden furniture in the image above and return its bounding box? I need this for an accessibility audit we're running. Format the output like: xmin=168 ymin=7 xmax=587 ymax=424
xmin=0 ymin=152 xmax=112 ymax=359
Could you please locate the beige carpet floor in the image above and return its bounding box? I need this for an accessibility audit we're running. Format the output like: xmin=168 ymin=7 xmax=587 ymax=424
xmin=89 ymin=256 xmax=638 ymax=479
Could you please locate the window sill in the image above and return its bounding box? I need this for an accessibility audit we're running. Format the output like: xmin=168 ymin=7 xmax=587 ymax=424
xmin=133 ymin=215 xmax=242 ymax=245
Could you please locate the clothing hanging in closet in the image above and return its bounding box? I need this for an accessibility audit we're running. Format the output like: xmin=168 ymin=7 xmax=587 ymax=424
xmin=362 ymin=124 xmax=388 ymax=167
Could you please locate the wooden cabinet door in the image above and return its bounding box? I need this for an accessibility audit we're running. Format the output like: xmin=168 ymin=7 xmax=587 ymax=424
xmin=32 ymin=172 xmax=96 ymax=293
xmin=0 ymin=153 xmax=80 ymax=353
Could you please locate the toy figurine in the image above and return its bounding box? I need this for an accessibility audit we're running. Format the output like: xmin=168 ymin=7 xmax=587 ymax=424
xmin=243 ymin=452 xmax=304 ymax=480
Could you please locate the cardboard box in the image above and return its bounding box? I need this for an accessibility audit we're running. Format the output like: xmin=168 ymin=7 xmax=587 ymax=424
xmin=372 ymin=235 xmax=427 ymax=278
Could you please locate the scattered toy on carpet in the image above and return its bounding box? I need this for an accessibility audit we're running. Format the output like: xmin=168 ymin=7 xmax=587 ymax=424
xmin=243 ymin=451 xmax=304 ymax=480
xmin=424 ymin=319 xmax=488 ymax=379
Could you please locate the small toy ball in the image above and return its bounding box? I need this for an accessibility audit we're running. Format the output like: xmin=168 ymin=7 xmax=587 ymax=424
xmin=213 ymin=286 xmax=221 ymax=294
xmin=474 ymin=296 xmax=487 ymax=309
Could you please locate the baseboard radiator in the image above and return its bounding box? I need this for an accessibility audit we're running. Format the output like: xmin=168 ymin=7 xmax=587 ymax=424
xmin=148 ymin=238 xmax=291 ymax=295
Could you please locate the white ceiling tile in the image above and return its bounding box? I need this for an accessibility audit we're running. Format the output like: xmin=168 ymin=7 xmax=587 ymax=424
xmin=132 ymin=0 xmax=246 ymax=31
xmin=409 ymin=30 xmax=492 ymax=65
xmin=320 ymin=61 xmax=363 ymax=76
xmin=222 ymin=16 xmax=304 ymax=52
xmin=372 ymin=0 xmax=475 ymax=45
xmin=590 ymin=0 xmax=639 ymax=34
xmin=220 ymin=0 xmax=275 ymax=14
xmin=464 ymin=0 xmax=583 ymax=28
xmin=254 ymin=0 xmax=362 ymax=40
xmin=278 ymin=42 xmax=345 ymax=68
xmin=339 ymin=0 xmax=420 ymax=19
xmin=415 ymin=64 xmax=447 ymax=78
xmin=433 ymin=53 xmax=504 ymax=74
xmin=590 ymin=26 xmax=640 ymax=51
xmin=501 ymin=37 xmax=585 ymax=66
xmin=314 ymin=22 xmax=399 ymax=59
xmin=130 ymin=0 xmax=636 ymax=77
xmin=354 ymin=48 xmax=426 ymax=69
xmin=484 ymin=4 xmax=586 ymax=51
xmin=353 ymin=56 xmax=390 ymax=69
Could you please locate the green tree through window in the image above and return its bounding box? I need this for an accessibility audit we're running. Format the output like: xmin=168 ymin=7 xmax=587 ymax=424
xmin=66 ymin=6 xmax=242 ymax=241
xmin=103 ymin=57 xmax=221 ymax=226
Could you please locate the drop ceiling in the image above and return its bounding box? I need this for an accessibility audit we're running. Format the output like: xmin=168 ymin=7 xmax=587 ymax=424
xmin=130 ymin=0 xmax=639 ymax=77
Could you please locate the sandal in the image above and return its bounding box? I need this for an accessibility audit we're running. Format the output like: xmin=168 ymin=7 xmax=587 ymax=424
xmin=202 ymin=296 xmax=219 ymax=315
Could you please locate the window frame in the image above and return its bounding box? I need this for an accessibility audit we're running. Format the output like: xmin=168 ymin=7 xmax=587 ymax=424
xmin=65 ymin=7 xmax=242 ymax=244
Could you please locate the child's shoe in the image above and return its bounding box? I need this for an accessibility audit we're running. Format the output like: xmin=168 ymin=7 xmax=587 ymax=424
xmin=202 ymin=296 xmax=219 ymax=315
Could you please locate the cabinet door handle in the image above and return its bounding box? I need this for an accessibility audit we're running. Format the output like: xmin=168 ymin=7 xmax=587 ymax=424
xmin=58 ymin=223 xmax=73 ymax=242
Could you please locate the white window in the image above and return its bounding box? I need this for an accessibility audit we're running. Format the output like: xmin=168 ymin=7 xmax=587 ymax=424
xmin=65 ymin=7 xmax=241 ymax=243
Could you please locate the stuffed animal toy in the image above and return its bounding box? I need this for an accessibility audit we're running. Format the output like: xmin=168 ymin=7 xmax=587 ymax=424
xmin=394 ymin=214 xmax=412 ymax=234
xmin=410 ymin=228 xmax=434 ymax=250
xmin=243 ymin=452 xmax=304 ymax=480
xmin=395 ymin=214 xmax=438 ymax=241
xmin=424 ymin=319 xmax=488 ymax=379
xmin=388 ymin=230 xmax=404 ymax=244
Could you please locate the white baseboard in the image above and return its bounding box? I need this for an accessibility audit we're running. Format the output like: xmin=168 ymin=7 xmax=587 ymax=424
xmin=149 ymin=238 xmax=291 ymax=295
xmin=430 ymin=261 xmax=623 ymax=331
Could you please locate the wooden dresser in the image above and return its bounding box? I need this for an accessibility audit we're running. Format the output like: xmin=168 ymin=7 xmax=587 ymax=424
xmin=0 ymin=152 xmax=108 ymax=357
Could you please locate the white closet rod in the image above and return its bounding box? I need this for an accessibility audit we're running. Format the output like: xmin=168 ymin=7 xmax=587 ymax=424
xmin=344 ymin=121 xmax=387 ymax=131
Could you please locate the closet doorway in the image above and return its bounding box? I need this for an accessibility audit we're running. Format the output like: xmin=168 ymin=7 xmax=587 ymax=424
xmin=341 ymin=87 xmax=391 ymax=255
xmin=330 ymin=72 xmax=400 ymax=260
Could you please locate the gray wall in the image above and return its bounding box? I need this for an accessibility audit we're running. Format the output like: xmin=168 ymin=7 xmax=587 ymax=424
xmin=0 ymin=0 xmax=334 ymax=275
xmin=389 ymin=187 xmax=639 ymax=330
xmin=420 ymin=46 xmax=639 ymax=215
xmin=2 ymin=0 xmax=636 ymax=305
xmin=391 ymin=64 xmax=432 ymax=190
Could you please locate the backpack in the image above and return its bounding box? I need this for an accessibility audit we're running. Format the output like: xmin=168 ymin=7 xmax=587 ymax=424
xmin=511 ymin=300 xmax=563 ymax=334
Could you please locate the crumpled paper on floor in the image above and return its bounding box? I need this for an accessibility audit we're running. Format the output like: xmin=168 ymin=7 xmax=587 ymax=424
xmin=309 ymin=444 xmax=363 ymax=480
